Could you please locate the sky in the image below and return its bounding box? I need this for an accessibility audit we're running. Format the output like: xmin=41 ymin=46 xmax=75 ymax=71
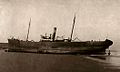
xmin=0 ymin=0 xmax=120 ymax=47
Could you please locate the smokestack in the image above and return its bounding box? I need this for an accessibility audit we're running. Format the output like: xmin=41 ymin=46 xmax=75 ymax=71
xmin=52 ymin=27 xmax=57 ymax=41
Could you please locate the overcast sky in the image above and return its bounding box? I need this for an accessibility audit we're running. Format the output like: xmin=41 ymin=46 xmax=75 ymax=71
xmin=0 ymin=0 xmax=120 ymax=47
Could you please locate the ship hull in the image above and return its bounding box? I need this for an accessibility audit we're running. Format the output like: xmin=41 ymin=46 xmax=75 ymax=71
xmin=7 ymin=39 xmax=113 ymax=54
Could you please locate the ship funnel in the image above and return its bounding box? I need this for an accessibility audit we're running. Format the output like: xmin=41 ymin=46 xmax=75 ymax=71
xmin=52 ymin=27 xmax=57 ymax=41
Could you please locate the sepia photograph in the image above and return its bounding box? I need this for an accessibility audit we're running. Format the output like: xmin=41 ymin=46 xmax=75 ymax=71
xmin=0 ymin=0 xmax=120 ymax=72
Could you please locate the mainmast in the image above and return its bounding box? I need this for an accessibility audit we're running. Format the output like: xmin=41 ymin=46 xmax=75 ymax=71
xmin=70 ymin=14 xmax=76 ymax=41
xmin=26 ymin=18 xmax=31 ymax=41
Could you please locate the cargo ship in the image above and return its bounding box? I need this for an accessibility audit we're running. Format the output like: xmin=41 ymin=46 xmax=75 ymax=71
xmin=7 ymin=15 xmax=113 ymax=54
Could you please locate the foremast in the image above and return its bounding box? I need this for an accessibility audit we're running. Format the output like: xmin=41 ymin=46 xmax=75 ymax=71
xmin=26 ymin=18 xmax=31 ymax=41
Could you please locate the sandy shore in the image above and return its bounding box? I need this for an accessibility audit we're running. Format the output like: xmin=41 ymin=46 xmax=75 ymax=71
xmin=0 ymin=51 xmax=120 ymax=72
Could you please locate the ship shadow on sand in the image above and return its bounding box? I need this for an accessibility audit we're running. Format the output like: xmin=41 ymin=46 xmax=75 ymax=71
xmin=5 ymin=48 xmax=110 ymax=61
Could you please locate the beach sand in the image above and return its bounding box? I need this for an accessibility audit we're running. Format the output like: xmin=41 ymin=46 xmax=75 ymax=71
xmin=0 ymin=51 xmax=120 ymax=72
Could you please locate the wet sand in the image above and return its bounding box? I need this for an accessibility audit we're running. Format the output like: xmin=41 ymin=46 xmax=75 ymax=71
xmin=0 ymin=51 xmax=120 ymax=72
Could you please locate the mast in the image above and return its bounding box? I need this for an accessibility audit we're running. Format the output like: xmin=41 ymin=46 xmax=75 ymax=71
xmin=70 ymin=14 xmax=76 ymax=41
xmin=26 ymin=18 xmax=31 ymax=41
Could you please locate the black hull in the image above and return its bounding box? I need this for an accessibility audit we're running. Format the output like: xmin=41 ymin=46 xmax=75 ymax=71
xmin=7 ymin=39 xmax=113 ymax=54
